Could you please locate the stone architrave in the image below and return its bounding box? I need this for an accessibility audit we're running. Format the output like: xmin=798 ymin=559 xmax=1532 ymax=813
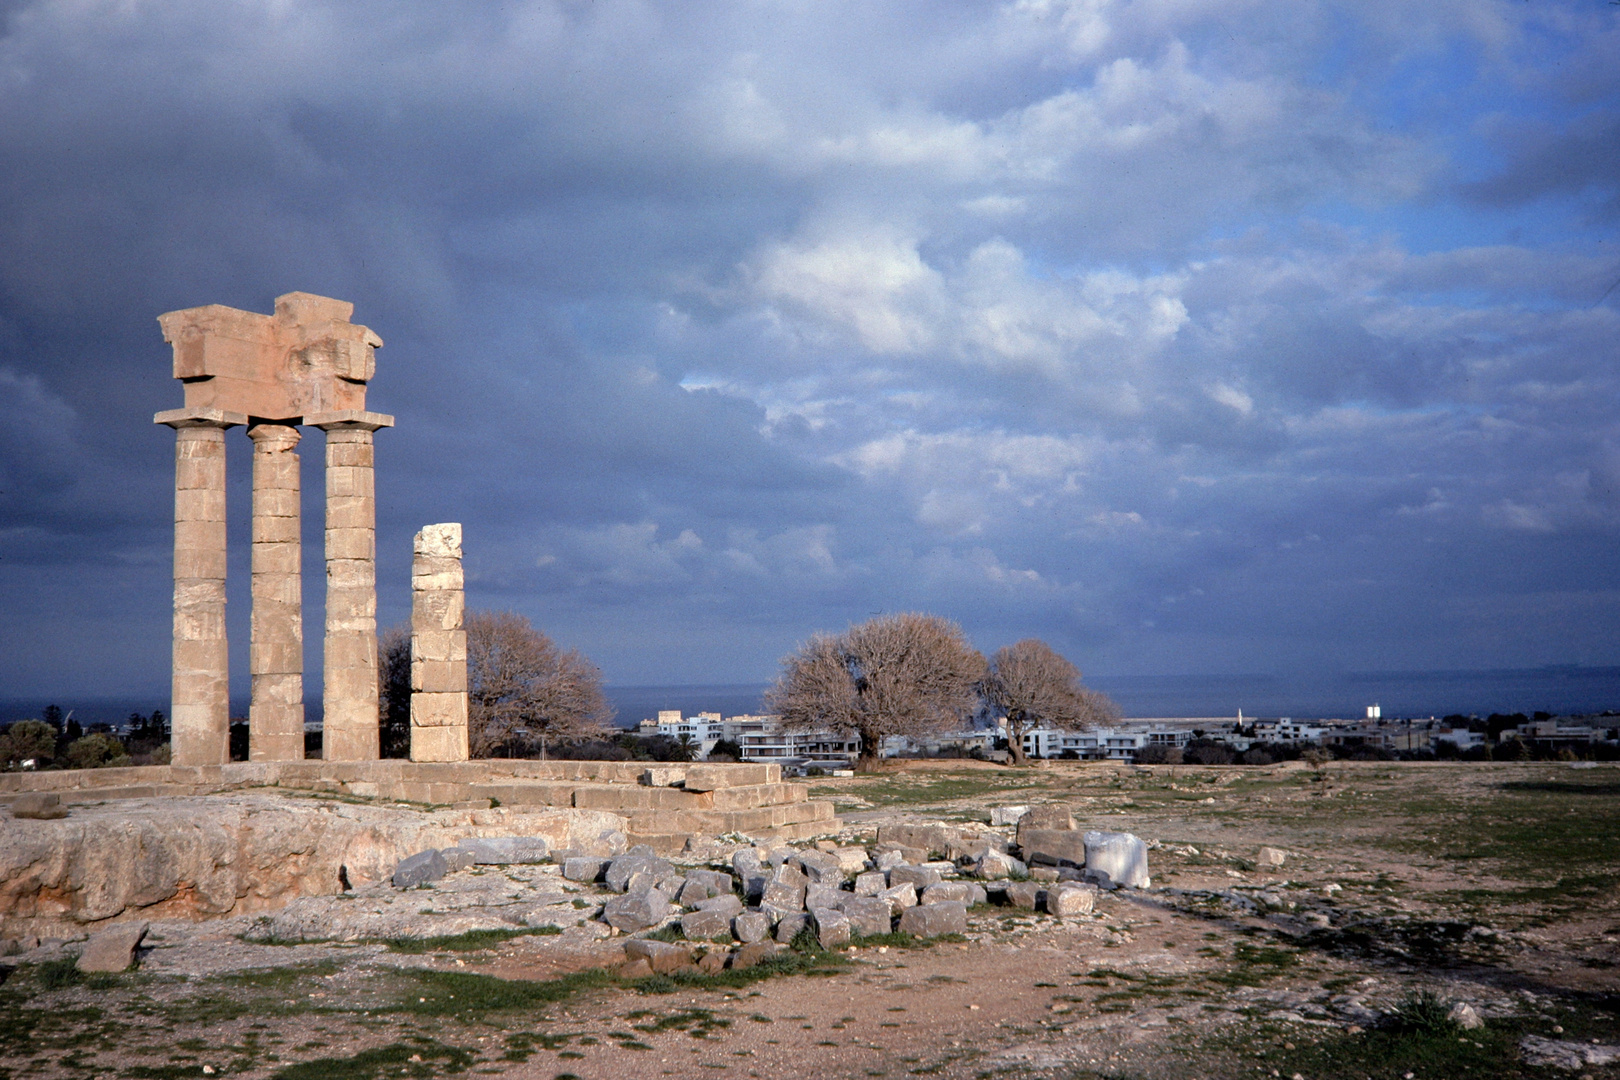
xmin=410 ymin=523 xmax=468 ymax=762
xmin=158 ymin=292 xmax=392 ymax=765
xmin=155 ymin=408 xmax=242 ymax=766
xmin=248 ymin=422 xmax=304 ymax=761
xmin=312 ymin=413 xmax=392 ymax=760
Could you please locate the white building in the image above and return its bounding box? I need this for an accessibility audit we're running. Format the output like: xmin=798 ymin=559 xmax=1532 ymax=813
xmin=637 ymin=712 xmax=858 ymax=771
xmin=1020 ymin=723 xmax=1193 ymax=761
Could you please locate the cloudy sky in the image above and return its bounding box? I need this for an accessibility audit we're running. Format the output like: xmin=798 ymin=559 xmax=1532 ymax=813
xmin=1 ymin=0 xmax=1617 ymax=702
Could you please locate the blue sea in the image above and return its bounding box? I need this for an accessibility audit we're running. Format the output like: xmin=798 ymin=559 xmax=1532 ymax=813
xmin=4 ymin=666 xmax=1618 ymax=730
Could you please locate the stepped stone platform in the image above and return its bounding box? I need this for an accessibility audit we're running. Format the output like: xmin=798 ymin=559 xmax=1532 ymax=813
xmin=0 ymin=760 xmax=838 ymax=849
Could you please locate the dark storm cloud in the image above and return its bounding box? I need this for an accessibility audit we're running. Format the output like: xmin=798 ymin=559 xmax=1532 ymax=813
xmin=0 ymin=0 xmax=1616 ymax=698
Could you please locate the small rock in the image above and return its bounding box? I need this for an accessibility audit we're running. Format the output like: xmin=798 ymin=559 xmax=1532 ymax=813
xmin=1258 ymin=846 xmax=1287 ymax=867
xmin=873 ymin=848 xmax=909 ymax=871
xmin=1447 ymin=1002 xmax=1484 ymax=1030
xmin=439 ymin=847 xmax=478 ymax=873
xmin=76 ymin=921 xmax=149 ymax=973
xmin=391 ymin=849 xmax=448 ymax=889
xmin=618 ymin=957 xmax=654 ymax=979
xmin=696 ymin=950 xmax=727 ymax=974
xmin=624 ymin=938 xmax=694 ymax=974
xmin=562 ymin=856 xmax=607 ymax=883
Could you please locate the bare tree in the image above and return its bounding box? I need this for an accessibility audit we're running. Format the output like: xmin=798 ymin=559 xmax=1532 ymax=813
xmin=767 ymin=612 xmax=986 ymax=769
xmin=982 ymin=638 xmax=1119 ymax=764
xmin=466 ymin=611 xmax=615 ymax=758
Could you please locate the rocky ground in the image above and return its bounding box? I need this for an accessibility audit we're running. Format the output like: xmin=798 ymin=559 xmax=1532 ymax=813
xmin=0 ymin=759 xmax=1615 ymax=1080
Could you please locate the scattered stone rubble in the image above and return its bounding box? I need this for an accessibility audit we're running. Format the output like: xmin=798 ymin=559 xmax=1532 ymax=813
xmin=353 ymin=802 xmax=1144 ymax=965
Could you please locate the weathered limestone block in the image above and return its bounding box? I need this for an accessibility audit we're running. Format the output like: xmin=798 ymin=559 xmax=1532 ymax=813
xmin=320 ymin=421 xmax=386 ymax=762
xmin=877 ymin=882 xmax=918 ymax=914
xmin=843 ymin=896 xmax=893 ymax=937
xmin=411 ymin=523 xmax=468 ymax=762
xmin=731 ymin=941 xmax=780 ymax=969
xmin=888 ymin=865 xmax=942 ymax=891
xmin=1020 ymin=828 xmax=1088 ymax=869
xmin=693 ymin=894 xmax=743 ymax=917
xmin=1082 ymin=831 xmax=1150 ymax=889
xmin=876 ymin=823 xmax=957 ymax=858
xmin=832 ymin=847 xmax=871 ymax=875
xmin=392 ymin=849 xmax=448 ymax=889
xmin=602 ymin=888 xmax=671 ymax=932
xmin=973 ymin=849 xmax=1026 ymax=880
xmin=854 ymin=870 xmax=886 ymax=896
xmin=1016 ymin=805 xmax=1076 ymax=848
xmin=682 ymin=908 xmax=734 ymax=942
xmin=679 ymin=868 xmax=734 ymax=902
xmin=76 ymin=921 xmax=148 ymax=973
xmin=641 ymin=767 xmax=686 ymax=787
xmin=9 ymin=793 xmax=66 ymax=820
xmin=990 ymin=804 xmax=1030 ymax=826
xmin=898 ymin=900 xmax=967 ymax=938
xmin=1046 ymin=883 xmax=1097 ymax=916
xmin=773 ymin=912 xmax=809 ymax=943
xmin=451 ymin=836 xmax=549 ymax=865
xmin=920 ymin=881 xmax=975 ymax=906
xmin=809 ymin=906 xmax=850 ymax=948
xmin=1004 ymin=881 xmax=1042 ymax=910
xmin=563 ymin=857 xmax=606 ymax=882
xmin=733 ymin=911 xmax=772 ymax=943
xmin=605 ymin=853 xmax=677 ymax=894
xmin=624 ymin=938 xmax=693 ymax=974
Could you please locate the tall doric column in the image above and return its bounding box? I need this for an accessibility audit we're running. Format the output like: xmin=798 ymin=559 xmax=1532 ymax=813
xmin=310 ymin=410 xmax=393 ymax=760
xmin=156 ymin=407 xmax=243 ymax=766
xmin=248 ymin=422 xmax=304 ymax=761
xmin=411 ymin=523 xmax=468 ymax=762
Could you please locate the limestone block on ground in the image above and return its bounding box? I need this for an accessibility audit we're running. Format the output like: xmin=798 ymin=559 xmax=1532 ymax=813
xmin=877 ymin=823 xmax=957 ymax=858
xmin=694 ymin=894 xmax=743 ymax=917
xmin=1518 ymin=1036 xmax=1620 ymax=1070
xmin=920 ymin=881 xmax=975 ymax=906
xmin=732 ymin=849 xmax=762 ymax=878
xmin=873 ymin=848 xmax=909 ymax=871
xmin=898 ymin=900 xmax=967 ymax=938
xmin=1017 ymin=806 xmax=1075 ymax=848
xmin=774 ymin=912 xmax=809 ymax=943
xmin=974 ymin=849 xmax=1026 ymax=880
xmin=602 ymin=888 xmax=672 ymax=932
xmin=1082 ymin=831 xmax=1150 ymax=889
xmin=731 ymin=941 xmax=781 ymax=969
xmin=888 ymin=865 xmax=942 ymax=891
xmin=624 ymin=938 xmax=694 ymax=974
xmin=877 ymin=883 xmax=918 ymax=914
xmin=563 ymin=857 xmax=607 ymax=883
xmin=990 ymin=805 xmax=1030 ymax=827
xmin=809 ymin=906 xmax=850 ymax=948
xmin=392 ymin=849 xmax=448 ymax=889
xmin=1046 ymin=883 xmax=1097 ymax=916
xmin=1030 ymin=867 xmax=1060 ymax=882
xmin=617 ymin=957 xmax=654 ymax=979
xmin=734 ymin=911 xmax=772 ymax=943
xmin=832 ymin=847 xmax=871 ymax=875
xmin=762 ymin=864 xmax=807 ymax=910
xmin=641 ymin=767 xmax=686 ymax=788
xmin=605 ymin=853 xmax=676 ymax=893
xmin=10 ymin=793 xmax=67 ymax=820
xmin=454 ymin=836 xmax=549 ymax=865
xmin=696 ymin=949 xmax=727 ymax=974
xmin=791 ymin=849 xmax=845 ymax=884
xmin=806 ymin=883 xmax=846 ymax=911
xmin=1019 ymin=828 xmax=1088 ymax=869
xmin=682 ymin=908 xmax=734 ymax=942
xmin=854 ymin=870 xmax=887 ymax=896
xmin=1004 ymin=881 xmax=1042 ymax=910
xmin=843 ymin=896 xmax=893 ymax=937
xmin=680 ymin=868 xmax=734 ymax=901
xmin=76 ymin=921 xmax=148 ymax=973
xmin=1258 ymin=846 xmax=1287 ymax=867
xmin=440 ymin=847 xmax=477 ymax=872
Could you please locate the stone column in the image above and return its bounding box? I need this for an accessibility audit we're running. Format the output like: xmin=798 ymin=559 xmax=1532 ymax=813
xmin=411 ymin=523 xmax=468 ymax=762
xmin=156 ymin=408 xmax=243 ymax=767
xmin=247 ymin=422 xmax=304 ymax=760
xmin=312 ymin=415 xmax=390 ymax=761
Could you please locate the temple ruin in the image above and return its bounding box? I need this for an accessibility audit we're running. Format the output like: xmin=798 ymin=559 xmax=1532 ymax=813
xmin=154 ymin=292 xmax=414 ymax=764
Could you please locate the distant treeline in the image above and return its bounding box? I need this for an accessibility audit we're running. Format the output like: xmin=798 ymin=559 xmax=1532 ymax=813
xmin=0 ymin=706 xmax=170 ymax=770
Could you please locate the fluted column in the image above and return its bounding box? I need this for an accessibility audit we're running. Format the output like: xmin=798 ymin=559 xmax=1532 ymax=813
xmin=248 ymin=422 xmax=304 ymax=760
xmin=156 ymin=408 xmax=241 ymax=766
xmin=312 ymin=413 xmax=390 ymax=760
xmin=411 ymin=523 xmax=468 ymax=762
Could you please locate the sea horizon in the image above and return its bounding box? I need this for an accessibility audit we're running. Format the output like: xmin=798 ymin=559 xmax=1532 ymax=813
xmin=4 ymin=664 xmax=1617 ymax=731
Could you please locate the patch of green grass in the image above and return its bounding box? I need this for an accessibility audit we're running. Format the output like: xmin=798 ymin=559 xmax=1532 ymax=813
xmin=395 ymin=968 xmax=614 ymax=1017
xmin=220 ymin=961 xmax=340 ymax=988
xmin=850 ymin=931 xmax=962 ymax=950
xmin=383 ymin=927 xmax=561 ymax=953
xmin=1208 ymin=941 xmax=1298 ymax=988
xmin=268 ymin=1038 xmax=473 ymax=1080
